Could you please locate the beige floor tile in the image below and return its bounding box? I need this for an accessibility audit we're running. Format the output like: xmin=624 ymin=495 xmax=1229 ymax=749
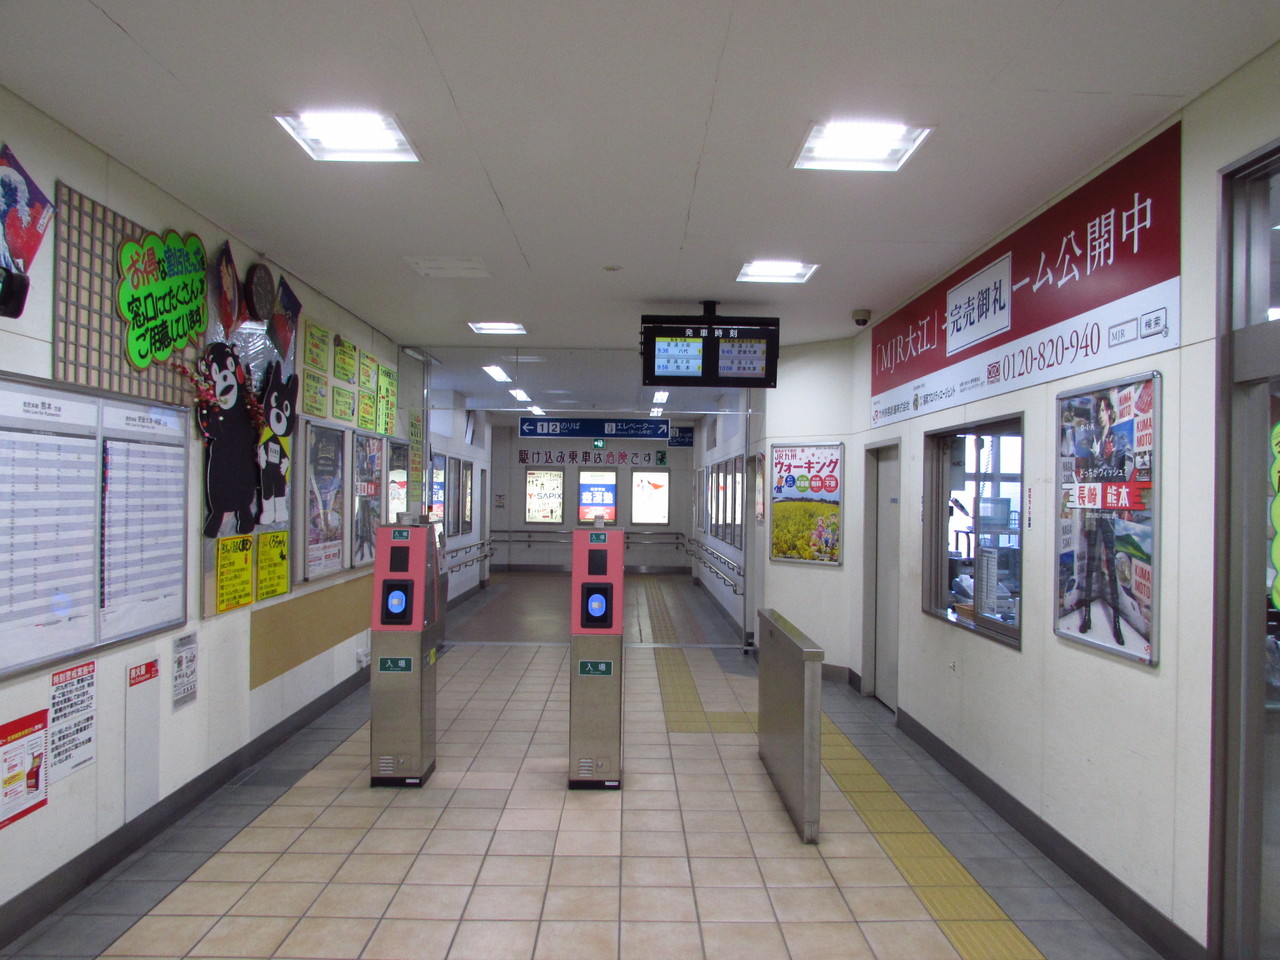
xmin=151 ymin=881 xmax=250 ymax=916
xmin=818 ymin=810 xmax=868 ymax=833
xmin=331 ymin=853 xmax=414 ymax=885
xmin=825 ymin=857 xmax=908 ymax=888
xmin=695 ymin=886 xmax=777 ymax=923
xmin=488 ymin=830 xmax=558 ymax=857
xmin=313 ymin=807 xmax=383 ymax=830
xmin=496 ymin=808 xmax=562 ymax=831
xmin=553 ymin=830 xmax=621 ymax=857
xmin=227 ymin=881 xmax=324 ymax=917
xmin=619 ymin=885 xmax=697 ymax=922
xmin=620 ymin=791 xmax=680 ymax=811
xmin=684 ymin=832 xmax=754 ymax=858
xmin=188 ymin=915 xmax=296 ymax=957
xmin=477 ymin=854 xmax=552 ymax=886
xmin=677 ymin=792 xmax=737 ymax=811
xmin=621 ymin=830 xmax=687 ymax=858
xmin=220 ymin=824 xmax=307 ymax=855
xmin=260 ymin=853 xmax=347 ymax=884
xmin=739 ymin=810 xmax=796 ymax=834
xmin=748 ymin=833 xmax=822 ymax=859
xmin=102 ymin=916 xmax=218 ymax=956
xmin=404 ymin=854 xmax=484 ymax=887
xmin=332 ymin=786 xmax=397 ymax=808
xmin=561 ymin=790 xmax=622 ymax=811
xmin=556 ymin=808 xmax=621 ymax=832
xmin=681 ymin=810 xmax=743 ymax=833
xmin=621 ymin=809 xmax=683 ymax=832
xmin=757 ymin=857 xmax=835 ymax=887
xmin=780 ymin=921 xmax=875 ymax=960
xmin=542 ymin=885 xmax=619 ymax=921
xmin=458 ymin=770 xmax=517 ymax=790
xmin=815 ymin=833 xmax=885 ymax=858
xmin=275 ymin=916 xmax=378 ymax=958
xmin=277 ymin=786 xmax=344 ymax=807
xmin=768 ymin=887 xmax=854 ymax=923
xmin=306 ymin=882 xmax=398 ymax=918
xmin=187 ymin=852 xmax=279 ymax=884
xmin=623 ymin=773 xmax=677 ymax=791
xmin=447 ymin=920 xmax=538 ymax=960
xmin=858 ymin=920 xmax=962 ymax=959
xmin=504 ymin=790 xmax=567 ymax=810
xmin=549 ymin=855 xmax=621 ymax=887
xmin=463 ymin=885 xmax=546 ymax=921
xmin=421 ymin=830 xmax=494 ymax=856
xmin=374 ymin=808 xmax=442 ymax=830
xmin=289 ymin=828 xmax=368 ymax=855
xmin=700 ymin=921 xmax=790 ymax=960
xmin=843 ymin=886 xmax=931 ymax=921
xmin=354 ymin=829 xmax=430 ymax=855
xmin=362 ymin=918 xmax=458 ymax=960
xmin=532 ymin=920 xmax=618 ymax=960
xmin=251 ymin=806 xmax=324 ymax=828
xmin=436 ymin=807 xmax=503 ymax=830
xmin=384 ymin=884 xmax=472 ymax=921
xmin=733 ymin=792 xmax=785 ymax=812
xmin=620 ymin=856 xmax=691 ymax=887
xmin=689 ymin=857 xmax=763 ymax=887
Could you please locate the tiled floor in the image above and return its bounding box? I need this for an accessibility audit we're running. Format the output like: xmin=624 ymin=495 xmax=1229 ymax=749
xmin=2 ymin=574 xmax=1164 ymax=960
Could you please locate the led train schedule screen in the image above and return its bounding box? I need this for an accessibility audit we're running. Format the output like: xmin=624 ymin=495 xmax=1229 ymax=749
xmin=653 ymin=337 xmax=703 ymax=377
xmin=641 ymin=316 xmax=779 ymax=388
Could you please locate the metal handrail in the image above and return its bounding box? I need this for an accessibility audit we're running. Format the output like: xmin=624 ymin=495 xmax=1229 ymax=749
xmin=692 ymin=553 xmax=744 ymax=595
xmin=687 ymin=538 xmax=745 ymax=578
xmin=445 ymin=538 xmax=493 ymax=574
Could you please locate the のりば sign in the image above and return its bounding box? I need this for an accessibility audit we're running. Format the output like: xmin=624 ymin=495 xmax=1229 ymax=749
xmin=871 ymin=124 xmax=1181 ymax=426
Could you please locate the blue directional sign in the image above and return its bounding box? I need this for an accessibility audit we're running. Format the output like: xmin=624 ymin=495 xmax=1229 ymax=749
xmin=519 ymin=417 xmax=670 ymax=439
xmin=668 ymin=426 xmax=694 ymax=447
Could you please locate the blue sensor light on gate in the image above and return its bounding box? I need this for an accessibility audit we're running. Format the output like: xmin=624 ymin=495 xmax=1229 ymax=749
xmin=387 ymin=590 xmax=407 ymax=615
xmin=588 ymin=593 xmax=607 ymax=618
xmin=579 ymin=581 xmax=613 ymax=628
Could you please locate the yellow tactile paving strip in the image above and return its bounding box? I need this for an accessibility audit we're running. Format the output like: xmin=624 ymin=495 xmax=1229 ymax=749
xmin=653 ymin=645 xmax=1044 ymax=960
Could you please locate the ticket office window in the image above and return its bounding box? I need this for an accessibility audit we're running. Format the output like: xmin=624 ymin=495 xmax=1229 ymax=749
xmin=926 ymin=417 xmax=1023 ymax=646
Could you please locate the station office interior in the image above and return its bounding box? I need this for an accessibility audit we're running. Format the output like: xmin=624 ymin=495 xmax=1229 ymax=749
xmin=3 ymin=5 xmax=1280 ymax=960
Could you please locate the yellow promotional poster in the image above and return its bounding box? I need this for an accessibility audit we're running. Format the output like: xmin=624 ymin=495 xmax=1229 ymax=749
xmin=216 ymin=535 xmax=255 ymax=613
xmin=357 ymin=391 xmax=377 ymax=431
xmin=256 ymin=531 xmax=290 ymax=601
xmin=332 ymin=336 xmax=358 ymax=384
xmin=302 ymin=321 xmax=331 ymax=372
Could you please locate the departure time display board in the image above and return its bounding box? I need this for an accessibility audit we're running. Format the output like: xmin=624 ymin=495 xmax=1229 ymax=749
xmin=641 ymin=316 xmax=779 ymax=388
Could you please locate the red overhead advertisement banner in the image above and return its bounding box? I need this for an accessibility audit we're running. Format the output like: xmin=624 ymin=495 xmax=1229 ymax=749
xmin=871 ymin=124 xmax=1180 ymax=426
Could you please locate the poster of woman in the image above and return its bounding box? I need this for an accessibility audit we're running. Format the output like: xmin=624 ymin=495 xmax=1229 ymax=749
xmin=770 ymin=443 xmax=843 ymax=564
xmin=1055 ymin=374 xmax=1159 ymax=664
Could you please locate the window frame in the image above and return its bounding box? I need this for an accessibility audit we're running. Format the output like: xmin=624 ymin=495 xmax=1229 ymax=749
xmin=923 ymin=415 xmax=1024 ymax=647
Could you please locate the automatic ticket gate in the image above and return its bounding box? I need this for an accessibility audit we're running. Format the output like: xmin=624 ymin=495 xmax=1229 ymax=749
xmin=569 ymin=528 xmax=624 ymax=788
xmin=368 ymin=519 xmax=447 ymax=787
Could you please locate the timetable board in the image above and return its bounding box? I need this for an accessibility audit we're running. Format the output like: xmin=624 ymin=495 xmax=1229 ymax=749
xmin=0 ymin=378 xmax=187 ymax=679
xmin=640 ymin=315 xmax=780 ymax=388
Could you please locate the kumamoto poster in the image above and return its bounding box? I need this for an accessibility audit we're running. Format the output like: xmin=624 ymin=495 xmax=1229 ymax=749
xmin=871 ymin=124 xmax=1180 ymax=426
xmin=1055 ymin=374 xmax=1159 ymax=664
xmin=770 ymin=443 xmax=843 ymax=565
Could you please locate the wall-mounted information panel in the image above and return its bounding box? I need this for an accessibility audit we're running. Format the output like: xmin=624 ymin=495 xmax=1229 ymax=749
xmin=0 ymin=376 xmax=187 ymax=679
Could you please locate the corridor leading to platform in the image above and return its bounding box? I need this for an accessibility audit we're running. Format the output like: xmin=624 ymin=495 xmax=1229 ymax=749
xmin=1 ymin=573 xmax=1162 ymax=960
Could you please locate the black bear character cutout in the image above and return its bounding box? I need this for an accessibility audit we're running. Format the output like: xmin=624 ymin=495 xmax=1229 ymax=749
xmin=199 ymin=342 xmax=259 ymax=538
xmin=256 ymin=361 xmax=298 ymax=526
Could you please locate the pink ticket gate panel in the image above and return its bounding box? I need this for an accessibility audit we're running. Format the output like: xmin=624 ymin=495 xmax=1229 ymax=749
xmin=369 ymin=521 xmax=447 ymax=787
xmin=569 ymin=529 xmax=624 ymax=788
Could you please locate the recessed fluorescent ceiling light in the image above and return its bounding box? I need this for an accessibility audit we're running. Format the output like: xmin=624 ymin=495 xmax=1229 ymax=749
xmin=276 ymin=111 xmax=418 ymax=162
xmin=1269 ymin=307 xmax=1280 ymax=321
xmin=737 ymin=260 xmax=818 ymax=283
xmin=793 ymin=120 xmax=931 ymax=172
xmin=509 ymin=388 xmax=531 ymax=402
xmin=653 ymin=391 xmax=670 ymax=403
xmin=482 ymin=365 xmax=511 ymax=382
xmin=650 ymin=407 xmax=663 ymax=417
xmin=469 ymin=321 xmax=526 ymax=334
xmin=528 ymin=406 xmax=546 ymax=416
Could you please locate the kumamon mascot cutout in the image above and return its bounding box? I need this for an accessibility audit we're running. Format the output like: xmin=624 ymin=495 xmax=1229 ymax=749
xmin=256 ymin=361 xmax=298 ymax=525
xmin=198 ymin=342 xmax=259 ymax=537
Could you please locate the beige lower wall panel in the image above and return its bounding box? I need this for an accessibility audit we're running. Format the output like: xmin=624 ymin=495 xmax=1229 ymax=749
xmin=250 ymin=575 xmax=373 ymax=689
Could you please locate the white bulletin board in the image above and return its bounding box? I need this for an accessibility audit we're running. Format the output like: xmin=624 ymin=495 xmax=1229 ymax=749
xmin=0 ymin=376 xmax=188 ymax=679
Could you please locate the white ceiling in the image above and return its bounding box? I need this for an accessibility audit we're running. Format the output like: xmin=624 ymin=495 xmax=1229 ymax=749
xmin=3 ymin=1 xmax=1278 ymax=419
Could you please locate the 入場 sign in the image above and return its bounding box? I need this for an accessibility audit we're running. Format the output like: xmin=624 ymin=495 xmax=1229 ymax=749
xmin=871 ymin=124 xmax=1181 ymax=426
